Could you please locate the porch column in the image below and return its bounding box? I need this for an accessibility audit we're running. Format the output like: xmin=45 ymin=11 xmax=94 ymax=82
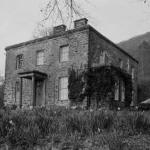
xmin=119 ymin=79 xmax=121 ymax=101
xmin=32 ymin=75 xmax=36 ymax=107
xmin=19 ymin=77 xmax=23 ymax=108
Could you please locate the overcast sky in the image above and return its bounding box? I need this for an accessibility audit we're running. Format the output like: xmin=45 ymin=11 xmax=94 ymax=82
xmin=0 ymin=0 xmax=150 ymax=76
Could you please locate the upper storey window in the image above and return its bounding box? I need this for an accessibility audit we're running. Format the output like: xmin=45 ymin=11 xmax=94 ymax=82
xmin=36 ymin=50 xmax=44 ymax=65
xmin=127 ymin=59 xmax=130 ymax=72
xmin=119 ymin=58 xmax=123 ymax=69
xmin=16 ymin=54 xmax=23 ymax=69
xmin=60 ymin=45 xmax=69 ymax=62
xmin=131 ymin=67 xmax=135 ymax=79
xmin=99 ymin=51 xmax=105 ymax=65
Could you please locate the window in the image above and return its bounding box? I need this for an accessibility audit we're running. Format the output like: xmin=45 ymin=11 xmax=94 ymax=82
xmin=105 ymin=54 xmax=109 ymax=65
xmin=121 ymin=81 xmax=125 ymax=102
xmin=131 ymin=67 xmax=135 ymax=79
xmin=99 ymin=51 xmax=105 ymax=65
xmin=127 ymin=59 xmax=130 ymax=72
xmin=119 ymin=58 xmax=123 ymax=68
xmin=114 ymin=81 xmax=119 ymax=101
xmin=16 ymin=54 xmax=23 ymax=69
xmin=59 ymin=77 xmax=68 ymax=101
xmin=36 ymin=50 xmax=44 ymax=65
xmin=60 ymin=45 xmax=69 ymax=62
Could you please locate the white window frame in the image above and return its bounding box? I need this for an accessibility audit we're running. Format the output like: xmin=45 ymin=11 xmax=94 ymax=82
xmin=114 ymin=80 xmax=119 ymax=101
xmin=59 ymin=45 xmax=69 ymax=62
xmin=59 ymin=77 xmax=68 ymax=101
xmin=127 ymin=59 xmax=130 ymax=72
xmin=119 ymin=58 xmax=123 ymax=69
xmin=16 ymin=54 xmax=23 ymax=69
xmin=131 ymin=67 xmax=135 ymax=79
xmin=36 ymin=50 xmax=44 ymax=65
xmin=99 ymin=50 xmax=105 ymax=65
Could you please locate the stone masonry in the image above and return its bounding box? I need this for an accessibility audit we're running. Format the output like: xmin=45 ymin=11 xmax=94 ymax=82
xmin=4 ymin=18 xmax=138 ymax=108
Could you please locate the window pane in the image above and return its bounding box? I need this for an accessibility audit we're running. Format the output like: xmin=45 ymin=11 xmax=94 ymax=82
xmin=119 ymin=59 xmax=123 ymax=68
xmin=127 ymin=59 xmax=130 ymax=71
xmin=132 ymin=68 xmax=135 ymax=79
xmin=60 ymin=46 xmax=69 ymax=62
xmin=99 ymin=51 xmax=105 ymax=65
xmin=60 ymin=89 xmax=68 ymax=100
xmin=114 ymin=82 xmax=119 ymax=101
xmin=60 ymin=77 xmax=68 ymax=89
xmin=59 ymin=77 xmax=68 ymax=101
xmin=37 ymin=51 xmax=44 ymax=65
xmin=16 ymin=54 xmax=23 ymax=69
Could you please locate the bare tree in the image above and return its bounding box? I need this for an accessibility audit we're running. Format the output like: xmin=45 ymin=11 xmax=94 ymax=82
xmin=32 ymin=23 xmax=54 ymax=39
xmin=32 ymin=0 xmax=87 ymax=38
xmin=40 ymin=0 xmax=85 ymax=28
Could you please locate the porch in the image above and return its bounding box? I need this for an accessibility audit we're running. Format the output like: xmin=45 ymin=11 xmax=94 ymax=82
xmin=18 ymin=70 xmax=47 ymax=108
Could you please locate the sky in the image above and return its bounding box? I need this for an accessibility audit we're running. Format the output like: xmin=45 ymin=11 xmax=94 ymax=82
xmin=0 ymin=0 xmax=150 ymax=76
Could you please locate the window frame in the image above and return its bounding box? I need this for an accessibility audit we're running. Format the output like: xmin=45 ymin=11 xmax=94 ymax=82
xmin=99 ymin=50 xmax=105 ymax=65
xmin=59 ymin=77 xmax=68 ymax=101
xmin=59 ymin=45 xmax=69 ymax=62
xmin=131 ymin=67 xmax=135 ymax=79
xmin=127 ymin=59 xmax=130 ymax=72
xmin=36 ymin=50 xmax=45 ymax=66
xmin=119 ymin=58 xmax=123 ymax=69
xmin=16 ymin=54 xmax=23 ymax=69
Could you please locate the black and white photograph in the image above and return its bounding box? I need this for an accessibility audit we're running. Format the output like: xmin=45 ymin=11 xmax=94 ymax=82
xmin=0 ymin=0 xmax=150 ymax=149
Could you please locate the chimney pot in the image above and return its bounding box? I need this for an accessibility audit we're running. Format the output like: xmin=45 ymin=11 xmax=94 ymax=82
xmin=54 ymin=25 xmax=66 ymax=34
xmin=74 ymin=18 xmax=88 ymax=29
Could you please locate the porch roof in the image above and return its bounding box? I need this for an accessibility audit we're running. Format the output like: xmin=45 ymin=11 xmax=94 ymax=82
xmin=18 ymin=70 xmax=47 ymax=80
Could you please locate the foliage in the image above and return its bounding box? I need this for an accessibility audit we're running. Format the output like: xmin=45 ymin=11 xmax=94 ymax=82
xmin=68 ymin=66 xmax=133 ymax=108
xmin=1 ymin=107 xmax=150 ymax=149
xmin=68 ymin=68 xmax=86 ymax=104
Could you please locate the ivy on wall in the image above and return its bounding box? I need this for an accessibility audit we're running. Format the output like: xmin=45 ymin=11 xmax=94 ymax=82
xmin=68 ymin=65 xmax=133 ymax=108
xmin=68 ymin=67 xmax=86 ymax=104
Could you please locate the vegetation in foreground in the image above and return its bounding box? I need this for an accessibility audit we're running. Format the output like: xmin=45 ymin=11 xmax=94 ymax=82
xmin=0 ymin=107 xmax=150 ymax=150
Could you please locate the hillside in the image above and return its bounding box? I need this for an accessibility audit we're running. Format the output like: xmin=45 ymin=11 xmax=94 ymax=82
xmin=118 ymin=32 xmax=150 ymax=102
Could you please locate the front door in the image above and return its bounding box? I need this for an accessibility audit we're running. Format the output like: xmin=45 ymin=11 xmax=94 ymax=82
xmin=36 ymin=80 xmax=45 ymax=106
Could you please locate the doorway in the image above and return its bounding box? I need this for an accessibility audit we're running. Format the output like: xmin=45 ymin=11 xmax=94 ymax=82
xmin=36 ymin=80 xmax=45 ymax=106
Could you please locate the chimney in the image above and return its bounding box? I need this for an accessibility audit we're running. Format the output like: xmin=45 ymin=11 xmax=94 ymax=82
xmin=74 ymin=18 xmax=88 ymax=29
xmin=53 ymin=24 xmax=66 ymax=34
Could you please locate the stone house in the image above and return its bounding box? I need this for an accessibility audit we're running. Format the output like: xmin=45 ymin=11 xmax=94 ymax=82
xmin=4 ymin=18 xmax=138 ymax=108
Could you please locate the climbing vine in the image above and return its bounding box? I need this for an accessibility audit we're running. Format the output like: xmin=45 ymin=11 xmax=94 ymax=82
xmin=68 ymin=65 xmax=133 ymax=108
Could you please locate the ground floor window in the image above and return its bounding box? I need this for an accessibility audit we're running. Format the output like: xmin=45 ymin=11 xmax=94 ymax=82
xmin=59 ymin=77 xmax=68 ymax=101
xmin=121 ymin=81 xmax=125 ymax=102
xmin=114 ymin=81 xmax=119 ymax=101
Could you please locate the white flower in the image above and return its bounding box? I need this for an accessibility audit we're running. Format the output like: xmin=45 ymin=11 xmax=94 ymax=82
xmin=71 ymin=106 xmax=77 ymax=110
xmin=90 ymin=109 xmax=93 ymax=112
xmin=9 ymin=120 xmax=13 ymax=124
xmin=29 ymin=106 xmax=33 ymax=109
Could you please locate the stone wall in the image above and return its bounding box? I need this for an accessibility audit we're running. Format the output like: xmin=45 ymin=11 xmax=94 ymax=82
xmin=4 ymin=24 xmax=138 ymax=107
xmin=88 ymin=27 xmax=138 ymax=105
xmin=4 ymin=28 xmax=89 ymax=108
